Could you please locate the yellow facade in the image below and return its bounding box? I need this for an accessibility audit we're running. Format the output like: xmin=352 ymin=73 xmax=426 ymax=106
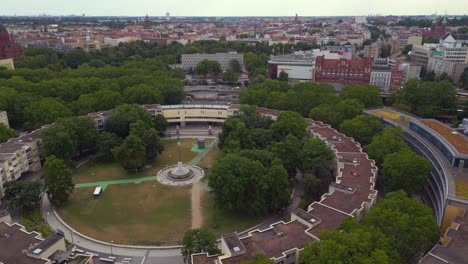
xmin=0 ymin=111 xmax=9 ymax=128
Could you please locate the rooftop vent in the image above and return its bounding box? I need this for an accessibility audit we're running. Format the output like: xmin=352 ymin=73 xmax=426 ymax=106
xmin=310 ymin=219 xmax=317 ymax=223
xmin=233 ymin=247 xmax=241 ymax=252
xmin=32 ymin=248 xmax=42 ymax=254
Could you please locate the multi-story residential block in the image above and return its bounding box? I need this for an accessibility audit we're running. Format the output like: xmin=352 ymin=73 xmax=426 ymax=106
xmin=427 ymin=56 xmax=468 ymax=83
xmin=181 ymin=52 xmax=244 ymax=71
xmin=370 ymin=67 xmax=392 ymax=92
xmin=411 ymin=45 xmax=435 ymax=67
xmin=0 ymin=111 xmax=9 ymax=128
xmin=363 ymin=43 xmax=380 ymax=59
xmin=0 ymin=130 xmax=42 ymax=201
xmin=314 ymin=56 xmax=373 ymax=85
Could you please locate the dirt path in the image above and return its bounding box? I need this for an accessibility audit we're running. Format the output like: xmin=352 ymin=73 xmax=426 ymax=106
xmin=191 ymin=183 xmax=203 ymax=229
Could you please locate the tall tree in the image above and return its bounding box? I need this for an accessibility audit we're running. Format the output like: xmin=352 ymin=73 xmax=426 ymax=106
xmin=112 ymin=134 xmax=147 ymax=172
xmin=43 ymin=156 xmax=74 ymax=206
xmin=364 ymin=127 xmax=408 ymax=166
xmin=181 ymin=228 xmax=221 ymax=264
xmin=382 ymin=148 xmax=431 ymax=194
xmin=0 ymin=123 xmax=18 ymax=143
xmin=3 ymin=181 xmax=42 ymax=210
xmin=339 ymin=115 xmax=383 ymax=145
xmin=363 ymin=191 xmax=440 ymax=262
xmin=141 ymin=128 xmax=164 ymax=162
xmin=154 ymin=114 xmax=168 ymax=134
xmin=271 ymin=134 xmax=303 ymax=175
xmin=97 ymin=132 xmax=122 ymax=160
xmin=278 ymin=71 xmax=289 ymax=81
xmin=222 ymin=68 xmax=239 ymax=83
xmin=104 ymin=104 xmax=153 ymax=138
xmin=229 ymin=59 xmax=242 ymax=73
xmin=271 ymin=111 xmax=307 ymax=140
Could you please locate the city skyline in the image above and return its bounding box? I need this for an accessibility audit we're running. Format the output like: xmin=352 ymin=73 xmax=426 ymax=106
xmin=1 ymin=0 xmax=467 ymax=17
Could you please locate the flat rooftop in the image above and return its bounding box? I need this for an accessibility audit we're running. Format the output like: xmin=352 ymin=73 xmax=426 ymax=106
xmin=418 ymin=119 xmax=468 ymax=155
xmin=421 ymin=199 xmax=468 ymax=264
xmin=0 ymin=222 xmax=46 ymax=264
xmin=221 ymin=221 xmax=314 ymax=264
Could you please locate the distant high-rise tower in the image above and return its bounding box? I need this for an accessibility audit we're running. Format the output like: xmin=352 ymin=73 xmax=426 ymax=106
xmin=145 ymin=14 xmax=150 ymax=29
xmin=166 ymin=12 xmax=170 ymax=21
xmin=0 ymin=24 xmax=23 ymax=59
xmin=295 ymin=14 xmax=299 ymax=22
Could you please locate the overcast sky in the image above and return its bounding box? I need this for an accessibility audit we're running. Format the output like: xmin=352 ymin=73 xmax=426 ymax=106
xmin=1 ymin=0 xmax=467 ymax=17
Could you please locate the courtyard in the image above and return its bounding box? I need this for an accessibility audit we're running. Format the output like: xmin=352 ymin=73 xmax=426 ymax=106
xmin=57 ymin=138 xmax=264 ymax=245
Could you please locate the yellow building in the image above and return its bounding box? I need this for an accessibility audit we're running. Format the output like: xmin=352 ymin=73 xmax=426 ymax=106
xmin=0 ymin=111 xmax=9 ymax=128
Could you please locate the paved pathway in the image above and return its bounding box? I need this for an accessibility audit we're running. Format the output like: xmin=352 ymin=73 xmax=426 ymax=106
xmin=191 ymin=183 xmax=203 ymax=229
xmin=73 ymin=139 xmax=217 ymax=190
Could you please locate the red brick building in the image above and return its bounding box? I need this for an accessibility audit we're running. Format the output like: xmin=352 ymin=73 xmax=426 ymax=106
xmin=0 ymin=24 xmax=23 ymax=60
xmin=314 ymin=56 xmax=373 ymax=84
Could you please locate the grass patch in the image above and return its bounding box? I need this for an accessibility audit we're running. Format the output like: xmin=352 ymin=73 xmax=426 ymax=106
xmin=201 ymin=190 xmax=265 ymax=237
xmin=72 ymin=139 xmax=199 ymax=184
xmin=455 ymin=180 xmax=468 ymax=199
xmin=22 ymin=206 xmax=54 ymax=238
xmin=197 ymin=146 xmax=221 ymax=169
xmin=57 ymin=181 xmax=191 ymax=245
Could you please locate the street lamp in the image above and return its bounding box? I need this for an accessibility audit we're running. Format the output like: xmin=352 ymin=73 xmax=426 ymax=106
xmin=110 ymin=240 xmax=114 ymax=256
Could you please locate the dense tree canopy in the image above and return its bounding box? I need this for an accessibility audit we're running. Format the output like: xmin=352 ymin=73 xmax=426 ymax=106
xmin=0 ymin=123 xmax=18 ymax=143
xmin=389 ymin=79 xmax=457 ymax=117
xmin=195 ymin=60 xmax=222 ymax=76
xmin=23 ymin=98 xmax=73 ymax=130
xmin=97 ymin=132 xmax=123 ymax=160
xmin=104 ymin=104 xmax=153 ymax=138
xmin=364 ymin=127 xmax=409 ymax=166
xmin=208 ymin=153 xmax=291 ymax=215
xmin=42 ymin=117 xmax=98 ymax=161
xmin=340 ymin=85 xmax=382 ymax=108
xmin=309 ymin=99 xmax=363 ymax=128
xmin=3 ymin=181 xmax=42 ymax=210
xmin=301 ymin=218 xmax=399 ymax=264
xmin=271 ymin=111 xmax=308 ymax=140
xmin=339 ymin=115 xmax=383 ymax=145
xmin=382 ymin=148 xmax=431 ymax=194
xmin=363 ymin=191 xmax=440 ymax=262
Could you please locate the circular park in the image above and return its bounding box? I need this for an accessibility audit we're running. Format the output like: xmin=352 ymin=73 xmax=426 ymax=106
xmin=56 ymin=137 xmax=264 ymax=246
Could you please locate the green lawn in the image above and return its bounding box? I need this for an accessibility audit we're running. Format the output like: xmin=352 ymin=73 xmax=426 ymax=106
xmin=201 ymin=190 xmax=266 ymax=237
xmin=72 ymin=138 xmax=199 ymax=184
xmin=58 ymin=181 xmax=191 ymax=245
xmin=198 ymin=146 xmax=221 ymax=169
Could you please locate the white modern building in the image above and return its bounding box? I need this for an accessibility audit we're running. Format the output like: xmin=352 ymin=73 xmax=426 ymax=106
xmin=181 ymin=52 xmax=244 ymax=71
